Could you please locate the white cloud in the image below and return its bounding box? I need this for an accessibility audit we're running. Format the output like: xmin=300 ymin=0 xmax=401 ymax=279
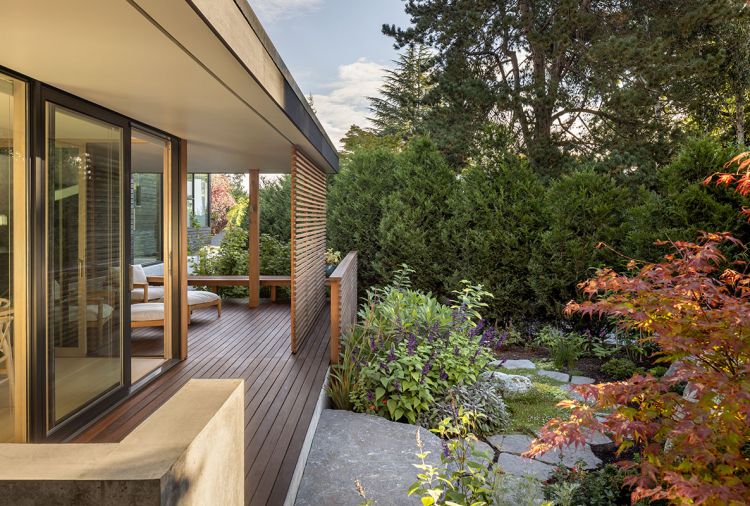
xmin=249 ymin=0 xmax=323 ymax=22
xmin=311 ymin=58 xmax=390 ymax=148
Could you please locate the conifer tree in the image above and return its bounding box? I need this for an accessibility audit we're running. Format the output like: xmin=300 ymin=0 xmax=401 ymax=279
xmin=368 ymin=44 xmax=434 ymax=140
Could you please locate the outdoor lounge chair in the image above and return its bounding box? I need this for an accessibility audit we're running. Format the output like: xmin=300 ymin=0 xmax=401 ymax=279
xmin=131 ymin=264 xmax=164 ymax=303
xmin=187 ymin=291 xmax=221 ymax=322
xmin=130 ymin=303 xmax=165 ymax=328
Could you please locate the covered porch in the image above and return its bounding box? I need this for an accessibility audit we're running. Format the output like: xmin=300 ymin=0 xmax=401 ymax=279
xmin=75 ymin=300 xmax=331 ymax=505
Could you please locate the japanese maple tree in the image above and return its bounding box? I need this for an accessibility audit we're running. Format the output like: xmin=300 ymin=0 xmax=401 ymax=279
xmin=525 ymin=153 xmax=750 ymax=505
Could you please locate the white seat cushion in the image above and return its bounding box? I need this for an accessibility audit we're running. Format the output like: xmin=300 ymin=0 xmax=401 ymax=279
xmin=69 ymin=304 xmax=113 ymax=323
xmin=131 ymin=303 xmax=165 ymax=322
xmin=187 ymin=291 xmax=220 ymax=306
xmin=131 ymin=264 xmax=148 ymax=285
xmin=131 ymin=286 xmax=164 ymax=302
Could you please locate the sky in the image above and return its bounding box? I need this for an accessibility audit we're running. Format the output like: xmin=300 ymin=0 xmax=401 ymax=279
xmin=248 ymin=0 xmax=411 ymax=146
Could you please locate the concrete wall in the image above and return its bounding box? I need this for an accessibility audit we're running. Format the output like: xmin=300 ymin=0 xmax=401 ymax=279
xmin=0 ymin=379 xmax=244 ymax=506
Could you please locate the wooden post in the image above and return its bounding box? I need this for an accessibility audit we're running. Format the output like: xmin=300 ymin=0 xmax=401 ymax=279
xmin=248 ymin=169 xmax=260 ymax=308
xmin=178 ymin=139 xmax=189 ymax=359
xmin=329 ymin=279 xmax=341 ymax=364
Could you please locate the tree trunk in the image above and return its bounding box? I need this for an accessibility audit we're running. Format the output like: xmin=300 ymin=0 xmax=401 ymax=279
xmin=736 ymin=91 xmax=746 ymax=147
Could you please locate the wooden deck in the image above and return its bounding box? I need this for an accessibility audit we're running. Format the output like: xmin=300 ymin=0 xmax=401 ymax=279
xmin=74 ymin=300 xmax=331 ymax=505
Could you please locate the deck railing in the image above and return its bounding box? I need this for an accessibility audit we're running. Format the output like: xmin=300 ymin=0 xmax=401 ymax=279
xmin=328 ymin=251 xmax=357 ymax=363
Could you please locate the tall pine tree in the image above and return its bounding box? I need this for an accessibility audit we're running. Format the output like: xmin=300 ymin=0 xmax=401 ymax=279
xmin=368 ymin=44 xmax=434 ymax=140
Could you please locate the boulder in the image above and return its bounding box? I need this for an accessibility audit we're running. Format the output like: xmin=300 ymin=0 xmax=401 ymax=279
xmin=295 ymin=410 xmax=444 ymax=506
xmin=480 ymin=371 xmax=533 ymax=395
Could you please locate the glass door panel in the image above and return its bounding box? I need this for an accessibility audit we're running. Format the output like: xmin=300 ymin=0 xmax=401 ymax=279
xmin=131 ymin=129 xmax=171 ymax=377
xmin=46 ymin=103 xmax=123 ymax=427
xmin=0 ymin=73 xmax=27 ymax=442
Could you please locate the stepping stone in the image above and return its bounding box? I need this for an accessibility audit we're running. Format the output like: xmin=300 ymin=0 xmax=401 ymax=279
xmin=480 ymin=371 xmax=533 ymax=395
xmin=560 ymin=384 xmax=588 ymax=403
xmin=534 ymin=444 xmax=602 ymax=469
xmin=487 ymin=433 xmax=602 ymax=469
xmin=296 ymin=410 xmax=445 ymax=505
xmin=584 ymin=430 xmax=613 ymax=446
xmin=489 ymin=359 xmax=536 ymax=370
xmin=496 ymin=453 xmax=555 ymax=480
xmin=486 ymin=434 xmax=534 ymax=455
xmin=538 ymin=369 xmax=570 ymax=382
xmin=570 ymin=375 xmax=595 ymax=385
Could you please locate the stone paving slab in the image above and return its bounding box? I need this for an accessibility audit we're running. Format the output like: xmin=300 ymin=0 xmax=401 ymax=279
xmin=496 ymin=453 xmax=555 ymax=480
xmin=486 ymin=434 xmax=534 ymax=455
xmin=487 ymin=433 xmax=602 ymax=469
xmin=570 ymin=375 xmax=595 ymax=384
xmin=296 ymin=410 xmax=443 ymax=505
xmin=490 ymin=359 xmax=536 ymax=370
xmin=538 ymin=369 xmax=570 ymax=382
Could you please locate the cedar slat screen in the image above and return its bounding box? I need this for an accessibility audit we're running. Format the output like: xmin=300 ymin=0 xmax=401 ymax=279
xmin=329 ymin=251 xmax=357 ymax=363
xmin=290 ymin=147 xmax=327 ymax=352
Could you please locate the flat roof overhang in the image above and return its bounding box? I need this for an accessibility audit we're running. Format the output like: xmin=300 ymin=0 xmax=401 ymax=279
xmin=0 ymin=0 xmax=338 ymax=174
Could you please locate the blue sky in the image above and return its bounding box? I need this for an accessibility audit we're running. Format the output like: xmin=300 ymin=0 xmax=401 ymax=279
xmin=249 ymin=0 xmax=410 ymax=145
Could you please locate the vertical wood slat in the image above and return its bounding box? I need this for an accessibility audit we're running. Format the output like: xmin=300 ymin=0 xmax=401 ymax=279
xmin=178 ymin=139 xmax=188 ymax=360
xmin=290 ymin=147 xmax=327 ymax=353
xmin=248 ymin=169 xmax=260 ymax=308
xmin=328 ymin=251 xmax=357 ymax=363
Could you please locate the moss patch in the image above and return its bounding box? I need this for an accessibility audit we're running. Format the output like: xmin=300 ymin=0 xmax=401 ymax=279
xmin=504 ymin=382 xmax=568 ymax=433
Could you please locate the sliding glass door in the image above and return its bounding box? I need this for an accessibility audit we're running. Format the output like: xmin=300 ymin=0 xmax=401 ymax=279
xmin=45 ymin=99 xmax=126 ymax=430
xmin=0 ymin=72 xmax=27 ymax=442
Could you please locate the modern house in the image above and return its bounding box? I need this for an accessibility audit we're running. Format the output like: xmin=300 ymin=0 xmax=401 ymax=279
xmin=0 ymin=1 xmax=356 ymax=504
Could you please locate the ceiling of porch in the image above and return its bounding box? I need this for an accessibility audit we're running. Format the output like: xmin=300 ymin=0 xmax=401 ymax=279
xmin=0 ymin=0 xmax=337 ymax=175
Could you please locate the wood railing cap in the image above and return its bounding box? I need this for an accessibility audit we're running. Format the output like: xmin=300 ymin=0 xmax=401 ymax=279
xmin=329 ymin=251 xmax=357 ymax=280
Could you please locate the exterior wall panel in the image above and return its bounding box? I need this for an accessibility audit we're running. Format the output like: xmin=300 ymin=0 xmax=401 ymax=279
xmin=290 ymin=147 xmax=327 ymax=352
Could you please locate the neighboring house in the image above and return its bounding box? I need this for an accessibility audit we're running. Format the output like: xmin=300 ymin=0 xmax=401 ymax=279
xmin=0 ymin=2 xmax=352 ymax=504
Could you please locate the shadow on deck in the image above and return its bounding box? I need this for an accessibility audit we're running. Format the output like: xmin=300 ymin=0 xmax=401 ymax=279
xmin=74 ymin=300 xmax=331 ymax=505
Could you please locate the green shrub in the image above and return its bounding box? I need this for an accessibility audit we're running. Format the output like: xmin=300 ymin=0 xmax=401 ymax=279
xmin=345 ymin=268 xmax=501 ymax=424
xmin=601 ymin=357 xmax=639 ymax=380
xmin=528 ymin=169 xmax=633 ymax=316
xmin=550 ymin=334 xmax=587 ymax=374
xmin=534 ymin=325 xmax=586 ymax=374
xmin=544 ymin=464 xmax=629 ymax=506
xmin=375 ymin=137 xmax=456 ymax=295
xmin=648 ymin=365 xmax=668 ymax=378
xmin=192 ymin=228 xmax=290 ymax=298
xmin=419 ymin=377 xmax=510 ymax=436
xmin=328 ymin=148 xmax=400 ymax=291
xmin=445 ymin=156 xmax=545 ymax=320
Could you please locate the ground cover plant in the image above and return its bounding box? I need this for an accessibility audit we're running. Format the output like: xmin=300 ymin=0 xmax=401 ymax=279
xmin=526 ymin=154 xmax=750 ymax=504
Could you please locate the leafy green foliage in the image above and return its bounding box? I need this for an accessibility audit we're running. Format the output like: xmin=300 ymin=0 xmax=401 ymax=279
xmin=528 ymin=170 xmax=632 ymax=315
xmin=600 ymin=358 xmax=640 ymax=381
xmin=419 ymin=377 xmax=510 ymax=437
xmin=328 ymin=147 xmax=401 ymax=291
xmin=409 ymin=410 xmax=495 ymax=506
xmin=336 ymin=267 xmax=501 ymax=424
xmin=544 ymin=464 xmax=630 ymax=506
xmin=446 ymin=155 xmax=546 ymax=320
xmin=191 ymin=228 xmax=289 ymax=298
xmin=228 ymin=175 xmax=291 ymax=243
xmin=375 ymin=138 xmax=456 ymax=295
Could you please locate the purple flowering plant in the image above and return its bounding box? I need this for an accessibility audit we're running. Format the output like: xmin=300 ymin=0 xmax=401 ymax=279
xmin=343 ymin=266 xmax=500 ymax=424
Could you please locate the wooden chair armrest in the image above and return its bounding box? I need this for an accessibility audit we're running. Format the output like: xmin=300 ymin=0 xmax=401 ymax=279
xmin=132 ymin=282 xmax=149 ymax=302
